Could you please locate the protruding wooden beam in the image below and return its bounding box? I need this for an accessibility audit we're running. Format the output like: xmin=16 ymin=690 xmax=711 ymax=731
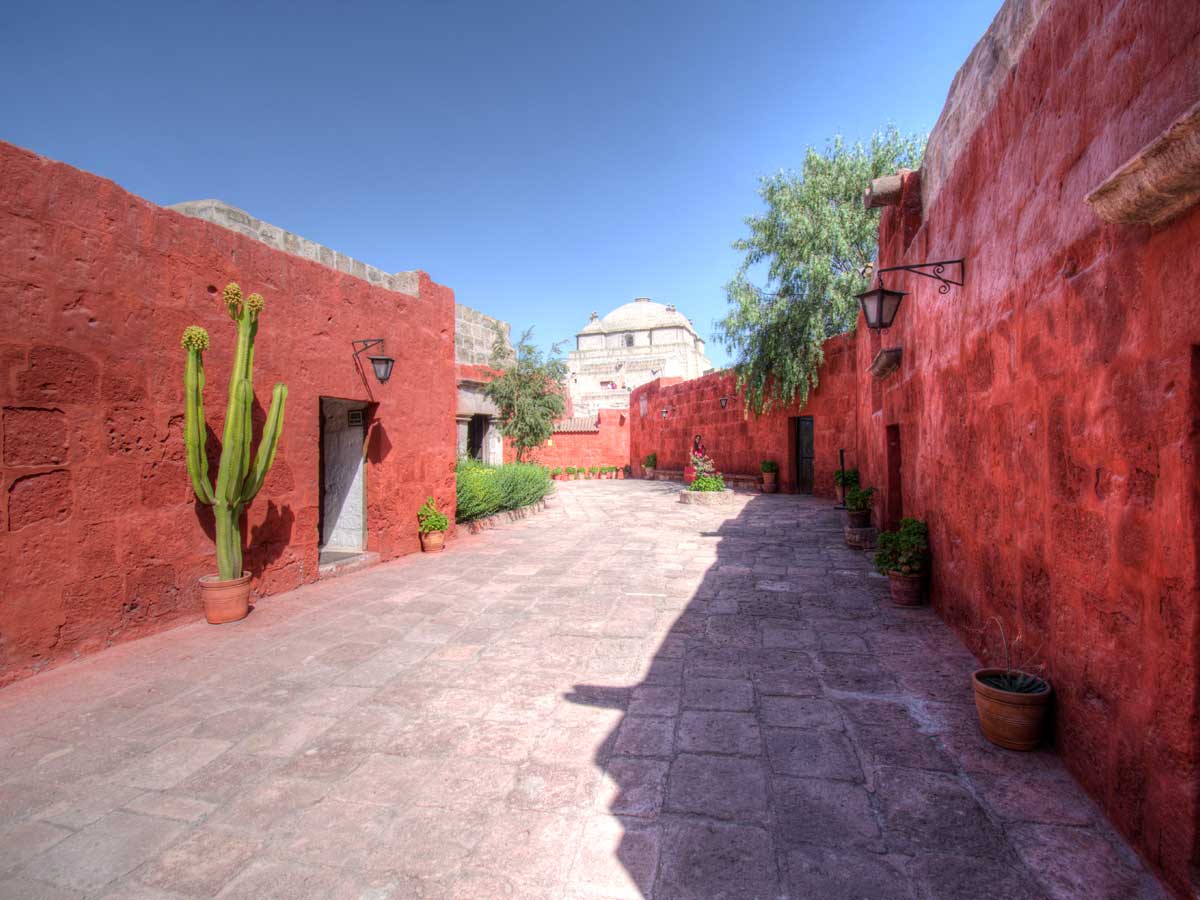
xmin=863 ymin=169 xmax=912 ymax=209
xmin=1086 ymin=101 xmax=1200 ymax=226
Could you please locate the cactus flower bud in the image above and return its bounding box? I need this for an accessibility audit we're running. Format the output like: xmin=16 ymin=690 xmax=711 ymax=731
xmin=246 ymin=293 xmax=264 ymax=315
xmin=181 ymin=325 xmax=210 ymax=351
xmin=223 ymin=282 xmax=243 ymax=317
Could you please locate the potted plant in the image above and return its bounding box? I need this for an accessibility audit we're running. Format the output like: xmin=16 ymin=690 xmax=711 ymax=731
xmin=973 ymin=618 xmax=1052 ymax=750
xmin=844 ymin=485 xmax=876 ymax=528
xmin=617 ymin=465 xmax=625 ymax=480
xmin=575 ymin=465 xmax=583 ymax=480
xmin=182 ymin=284 xmax=288 ymax=625
xmin=622 ymin=465 xmax=631 ymax=479
xmin=551 ymin=467 xmax=561 ymax=481
xmin=873 ymin=517 xmax=928 ymax=606
xmin=418 ymin=496 xmax=449 ymax=552
xmin=760 ymin=460 xmax=779 ymax=493
xmin=834 ymin=467 xmax=859 ymax=507
xmin=643 ymin=452 xmax=657 ymax=479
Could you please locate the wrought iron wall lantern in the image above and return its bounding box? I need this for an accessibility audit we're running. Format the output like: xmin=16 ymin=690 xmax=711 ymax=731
xmin=661 ymin=408 xmax=669 ymax=419
xmin=719 ymin=396 xmax=729 ymax=409
xmin=855 ymin=258 xmax=966 ymax=330
xmin=352 ymin=338 xmax=395 ymax=384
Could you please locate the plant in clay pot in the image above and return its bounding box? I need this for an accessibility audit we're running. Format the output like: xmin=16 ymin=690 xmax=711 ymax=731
xmin=182 ymin=283 xmax=287 ymax=625
xmin=760 ymin=460 xmax=779 ymax=493
xmin=643 ymin=452 xmax=657 ymax=479
xmin=550 ymin=467 xmax=562 ymax=481
xmin=844 ymin=485 xmax=876 ymax=528
xmin=418 ymin=496 xmax=449 ymax=552
xmin=833 ymin=467 xmax=859 ymax=507
xmin=873 ymin=517 xmax=928 ymax=606
xmin=972 ymin=617 xmax=1052 ymax=750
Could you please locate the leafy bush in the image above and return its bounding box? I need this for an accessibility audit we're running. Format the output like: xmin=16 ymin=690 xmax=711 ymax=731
xmin=643 ymin=452 xmax=657 ymax=468
xmin=833 ymin=468 xmax=860 ymax=489
xmin=874 ymin=517 xmax=929 ymax=576
xmin=689 ymin=473 xmax=726 ymax=492
xmin=565 ymin=466 xmax=576 ymax=475
xmin=455 ymin=459 xmax=551 ymax=522
xmin=417 ymin=496 xmax=449 ymax=533
xmin=550 ymin=467 xmax=561 ymax=477
xmin=760 ymin=460 xmax=779 ymax=474
xmin=844 ymin=485 xmax=876 ymax=511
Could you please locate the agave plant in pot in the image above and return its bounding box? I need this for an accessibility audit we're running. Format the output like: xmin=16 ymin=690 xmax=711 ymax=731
xmin=873 ymin=517 xmax=928 ymax=607
xmin=182 ymin=283 xmax=288 ymax=625
xmin=844 ymin=485 xmax=875 ymax=528
xmin=418 ymin=496 xmax=449 ymax=552
xmin=972 ymin=617 xmax=1052 ymax=750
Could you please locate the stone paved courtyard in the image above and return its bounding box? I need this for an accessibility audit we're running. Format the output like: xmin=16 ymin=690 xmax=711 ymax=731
xmin=0 ymin=482 xmax=1168 ymax=899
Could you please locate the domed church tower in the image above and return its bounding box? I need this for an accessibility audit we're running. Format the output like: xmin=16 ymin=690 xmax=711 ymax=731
xmin=567 ymin=298 xmax=713 ymax=417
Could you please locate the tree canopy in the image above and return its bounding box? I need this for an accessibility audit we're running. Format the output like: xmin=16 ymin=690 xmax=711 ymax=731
xmin=485 ymin=326 xmax=568 ymax=462
xmin=716 ymin=127 xmax=926 ymax=414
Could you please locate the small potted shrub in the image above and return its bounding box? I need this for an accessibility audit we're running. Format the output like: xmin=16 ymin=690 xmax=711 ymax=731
xmin=973 ymin=618 xmax=1052 ymax=750
xmin=418 ymin=496 xmax=449 ymax=553
xmin=643 ymin=452 xmax=657 ymax=479
xmin=617 ymin=465 xmax=625 ymax=480
xmin=622 ymin=464 xmax=631 ymax=479
xmin=834 ymin=467 xmax=859 ymax=506
xmin=551 ymin=467 xmax=562 ymax=481
xmin=565 ymin=466 xmax=576 ymax=480
xmin=760 ymin=460 xmax=779 ymax=493
xmin=873 ymin=517 xmax=928 ymax=606
xmin=689 ymin=473 xmax=726 ymax=492
xmin=844 ymin=485 xmax=876 ymax=528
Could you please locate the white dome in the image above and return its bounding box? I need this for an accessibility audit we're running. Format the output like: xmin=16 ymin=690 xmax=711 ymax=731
xmin=584 ymin=298 xmax=698 ymax=335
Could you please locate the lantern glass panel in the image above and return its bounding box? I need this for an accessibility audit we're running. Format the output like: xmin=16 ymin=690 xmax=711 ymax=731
xmin=369 ymin=355 xmax=395 ymax=383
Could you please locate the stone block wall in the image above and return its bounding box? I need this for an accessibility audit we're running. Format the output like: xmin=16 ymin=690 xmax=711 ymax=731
xmin=0 ymin=141 xmax=458 ymax=685
xmin=455 ymin=304 xmax=511 ymax=366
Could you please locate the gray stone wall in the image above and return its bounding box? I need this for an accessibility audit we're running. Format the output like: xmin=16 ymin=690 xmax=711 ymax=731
xmin=456 ymin=304 xmax=511 ymax=366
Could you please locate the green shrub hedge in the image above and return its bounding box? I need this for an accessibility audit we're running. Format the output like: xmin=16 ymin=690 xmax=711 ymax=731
xmin=455 ymin=459 xmax=552 ymax=522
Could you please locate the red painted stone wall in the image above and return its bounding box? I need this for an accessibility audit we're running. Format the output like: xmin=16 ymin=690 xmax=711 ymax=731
xmin=0 ymin=141 xmax=458 ymax=685
xmin=629 ymin=333 xmax=859 ymax=497
xmin=526 ymin=409 xmax=630 ymax=470
xmin=856 ymin=1 xmax=1200 ymax=893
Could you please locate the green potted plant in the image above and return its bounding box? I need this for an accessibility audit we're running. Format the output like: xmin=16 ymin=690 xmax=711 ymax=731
xmin=418 ymin=496 xmax=449 ymax=552
xmin=760 ymin=460 xmax=779 ymax=493
xmin=643 ymin=452 xmax=657 ymax=479
xmin=873 ymin=517 xmax=929 ymax=606
xmin=972 ymin=617 xmax=1052 ymax=750
xmin=844 ymin=485 xmax=876 ymax=528
xmin=182 ymin=283 xmax=287 ymax=625
xmin=565 ymin=466 xmax=575 ymax=480
xmin=550 ymin=467 xmax=561 ymax=481
xmin=622 ymin=464 xmax=631 ymax=479
xmin=834 ymin=467 xmax=859 ymax=507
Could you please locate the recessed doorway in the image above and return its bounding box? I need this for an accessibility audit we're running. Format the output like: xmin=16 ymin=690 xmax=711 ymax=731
xmin=318 ymin=397 xmax=369 ymax=566
xmin=794 ymin=415 xmax=814 ymax=494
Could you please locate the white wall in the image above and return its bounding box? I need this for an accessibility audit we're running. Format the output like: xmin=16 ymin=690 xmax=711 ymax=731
xmin=321 ymin=398 xmax=367 ymax=551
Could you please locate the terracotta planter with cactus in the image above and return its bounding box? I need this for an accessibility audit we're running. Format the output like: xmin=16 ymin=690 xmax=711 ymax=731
xmin=181 ymin=283 xmax=288 ymax=625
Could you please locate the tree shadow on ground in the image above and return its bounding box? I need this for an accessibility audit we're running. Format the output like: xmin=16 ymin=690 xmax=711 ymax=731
xmin=563 ymin=491 xmax=1058 ymax=899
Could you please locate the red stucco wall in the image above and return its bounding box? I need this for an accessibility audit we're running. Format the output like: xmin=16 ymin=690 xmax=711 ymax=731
xmin=858 ymin=1 xmax=1200 ymax=892
xmin=527 ymin=409 xmax=630 ymax=470
xmin=629 ymin=334 xmax=859 ymax=497
xmin=0 ymin=141 xmax=458 ymax=685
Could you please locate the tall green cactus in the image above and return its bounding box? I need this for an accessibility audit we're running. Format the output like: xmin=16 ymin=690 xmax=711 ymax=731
xmin=182 ymin=283 xmax=288 ymax=581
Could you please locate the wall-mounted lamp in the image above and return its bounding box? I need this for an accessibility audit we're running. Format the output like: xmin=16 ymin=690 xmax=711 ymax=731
xmin=352 ymin=339 xmax=395 ymax=384
xmin=719 ymin=396 xmax=729 ymax=410
xmin=855 ymin=258 xmax=965 ymax=330
xmin=661 ymin=408 xmax=669 ymax=419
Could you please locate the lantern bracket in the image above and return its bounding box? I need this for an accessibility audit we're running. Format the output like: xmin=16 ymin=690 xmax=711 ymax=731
xmin=876 ymin=258 xmax=965 ymax=295
xmin=352 ymin=338 xmax=385 ymax=358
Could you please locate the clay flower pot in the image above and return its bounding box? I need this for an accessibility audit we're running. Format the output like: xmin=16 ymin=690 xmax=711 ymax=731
xmin=199 ymin=572 xmax=252 ymax=625
xmin=644 ymin=467 xmax=655 ymax=480
xmin=847 ymin=509 xmax=871 ymax=528
xmin=617 ymin=470 xmax=625 ymax=480
xmin=972 ymin=669 xmax=1052 ymax=750
xmin=420 ymin=531 xmax=446 ymax=553
xmin=887 ymin=571 xmax=923 ymax=606
xmin=762 ymin=471 xmax=777 ymax=488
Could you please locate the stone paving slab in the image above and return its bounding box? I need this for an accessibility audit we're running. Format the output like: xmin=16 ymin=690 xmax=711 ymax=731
xmin=0 ymin=481 xmax=1171 ymax=899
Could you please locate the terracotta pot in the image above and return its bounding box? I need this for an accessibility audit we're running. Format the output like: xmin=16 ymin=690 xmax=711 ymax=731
xmin=199 ymin=572 xmax=252 ymax=625
xmin=887 ymin=571 xmax=923 ymax=606
xmin=644 ymin=467 xmax=655 ymax=480
xmin=420 ymin=530 xmax=446 ymax=553
xmin=761 ymin=482 xmax=778 ymax=493
xmin=972 ymin=668 xmax=1052 ymax=750
xmin=762 ymin=471 xmax=777 ymax=487
xmin=847 ymin=508 xmax=871 ymax=528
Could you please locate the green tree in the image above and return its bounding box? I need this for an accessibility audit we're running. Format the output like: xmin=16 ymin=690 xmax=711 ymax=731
xmin=717 ymin=127 xmax=925 ymax=413
xmin=485 ymin=326 xmax=568 ymax=461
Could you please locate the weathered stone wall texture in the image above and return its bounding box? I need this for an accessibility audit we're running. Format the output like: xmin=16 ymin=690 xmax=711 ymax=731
xmin=859 ymin=0 xmax=1200 ymax=892
xmin=0 ymin=142 xmax=458 ymax=685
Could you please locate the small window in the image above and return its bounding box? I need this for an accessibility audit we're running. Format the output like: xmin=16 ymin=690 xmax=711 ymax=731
xmin=624 ymin=333 xmax=635 ymax=347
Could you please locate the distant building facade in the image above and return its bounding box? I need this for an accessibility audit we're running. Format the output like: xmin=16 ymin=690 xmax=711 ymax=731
xmin=567 ymin=298 xmax=713 ymax=417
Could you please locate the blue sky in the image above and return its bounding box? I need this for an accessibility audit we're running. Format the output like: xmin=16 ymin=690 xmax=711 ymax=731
xmin=2 ymin=0 xmax=999 ymax=365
